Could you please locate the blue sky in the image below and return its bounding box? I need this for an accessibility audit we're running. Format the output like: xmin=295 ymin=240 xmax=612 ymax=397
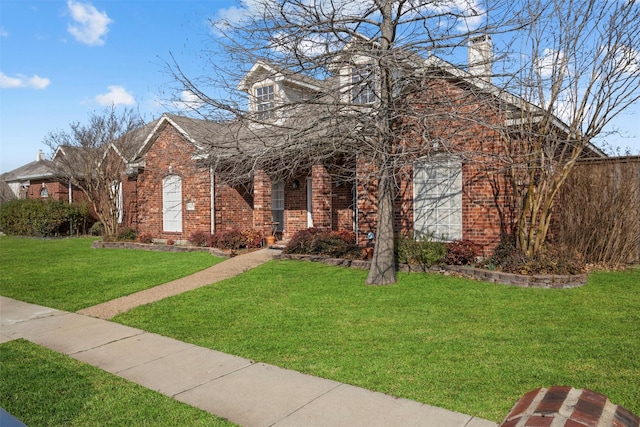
xmin=0 ymin=0 xmax=237 ymax=174
xmin=1 ymin=0 xmax=638 ymax=174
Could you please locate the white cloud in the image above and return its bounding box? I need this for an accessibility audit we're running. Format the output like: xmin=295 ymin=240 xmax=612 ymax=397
xmin=95 ymin=85 xmax=135 ymax=106
xmin=67 ymin=0 xmax=112 ymax=46
xmin=612 ymin=44 xmax=640 ymax=75
xmin=0 ymin=26 xmax=8 ymax=37
xmin=0 ymin=72 xmax=51 ymax=89
xmin=214 ymin=0 xmax=484 ymax=38
xmin=171 ymin=90 xmax=204 ymax=110
xmin=536 ymin=48 xmax=565 ymax=78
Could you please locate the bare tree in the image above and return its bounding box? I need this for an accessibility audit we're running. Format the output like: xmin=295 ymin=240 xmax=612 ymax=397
xmin=44 ymin=107 xmax=144 ymax=238
xmin=168 ymin=0 xmax=524 ymax=284
xmin=496 ymin=0 xmax=640 ymax=258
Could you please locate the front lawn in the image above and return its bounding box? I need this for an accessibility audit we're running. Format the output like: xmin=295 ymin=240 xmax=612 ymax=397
xmin=0 ymin=339 xmax=236 ymax=427
xmin=0 ymin=236 xmax=222 ymax=311
xmin=114 ymin=260 xmax=640 ymax=422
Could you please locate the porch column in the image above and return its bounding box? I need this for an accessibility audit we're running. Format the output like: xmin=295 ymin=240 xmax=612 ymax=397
xmin=311 ymin=164 xmax=332 ymax=230
xmin=253 ymin=169 xmax=272 ymax=237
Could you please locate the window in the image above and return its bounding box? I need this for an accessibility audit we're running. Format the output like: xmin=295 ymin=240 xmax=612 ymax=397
xmin=413 ymin=157 xmax=462 ymax=241
xmin=271 ymin=180 xmax=284 ymax=233
xmin=162 ymin=175 xmax=182 ymax=232
xmin=351 ymin=64 xmax=376 ymax=105
xmin=112 ymin=181 xmax=123 ymax=224
xmin=256 ymin=84 xmax=275 ymax=120
xmin=40 ymin=186 xmax=48 ymax=198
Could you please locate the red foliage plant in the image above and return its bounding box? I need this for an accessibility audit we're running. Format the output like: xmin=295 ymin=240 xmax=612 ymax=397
xmin=445 ymin=239 xmax=481 ymax=265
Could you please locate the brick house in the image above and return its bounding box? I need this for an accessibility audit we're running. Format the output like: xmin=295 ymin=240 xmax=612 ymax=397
xmin=121 ymin=36 xmax=604 ymax=254
xmin=123 ymin=114 xmax=350 ymax=243
xmin=1 ymin=150 xmax=86 ymax=204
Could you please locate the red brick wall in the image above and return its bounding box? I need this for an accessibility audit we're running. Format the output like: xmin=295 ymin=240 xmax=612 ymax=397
xmin=121 ymin=176 xmax=138 ymax=229
xmin=27 ymin=179 xmax=68 ymax=201
xmin=282 ymin=175 xmax=309 ymax=238
xmin=133 ymin=124 xmax=212 ymax=242
xmin=252 ymin=170 xmax=272 ymax=237
xmin=214 ymin=181 xmax=254 ymax=232
xmin=311 ymin=165 xmax=331 ymax=230
xmin=353 ymin=78 xmax=514 ymax=255
xmin=332 ymin=178 xmax=354 ymax=231
xmin=251 ymin=168 xmax=356 ymax=240
xmin=27 ymin=179 xmax=90 ymax=209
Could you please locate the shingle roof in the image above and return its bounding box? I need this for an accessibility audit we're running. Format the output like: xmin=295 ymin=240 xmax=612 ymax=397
xmin=1 ymin=159 xmax=55 ymax=182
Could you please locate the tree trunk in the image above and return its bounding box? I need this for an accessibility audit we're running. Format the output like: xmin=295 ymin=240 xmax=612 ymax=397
xmin=366 ymin=164 xmax=397 ymax=285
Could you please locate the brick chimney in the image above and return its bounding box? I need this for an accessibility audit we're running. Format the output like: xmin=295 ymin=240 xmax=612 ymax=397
xmin=468 ymin=34 xmax=493 ymax=83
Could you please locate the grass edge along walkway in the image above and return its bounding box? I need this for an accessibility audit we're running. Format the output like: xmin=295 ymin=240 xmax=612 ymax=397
xmin=113 ymin=261 xmax=640 ymax=423
xmin=77 ymin=248 xmax=278 ymax=319
xmin=0 ymin=339 xmax=237 ymax=427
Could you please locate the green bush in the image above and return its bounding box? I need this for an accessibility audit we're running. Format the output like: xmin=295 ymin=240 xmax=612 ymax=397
xmin=90 ymin=221 xmax=104 ymax=236
xmin=0 ymin=199 xmax=93 ymax=237
xmin=396 ymin=233 xmax=446 ymax=268
xmin=116 ymin=227 xmax=138 ymax=241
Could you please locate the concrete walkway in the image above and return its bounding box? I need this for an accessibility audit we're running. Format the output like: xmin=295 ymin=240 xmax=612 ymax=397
xmin=78 ymin=248 xmax=279 ymax=320
xmin=0 ymin=248 xmax=498 ymax=427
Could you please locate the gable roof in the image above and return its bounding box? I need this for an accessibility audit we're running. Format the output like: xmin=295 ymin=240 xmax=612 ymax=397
xmin=131 ymin=114 xmax=225 ymax=163
xmin=237 ymin=60 xmax=325 ymax=93
xmin=1 ymin=158 xmax=55 ymax=183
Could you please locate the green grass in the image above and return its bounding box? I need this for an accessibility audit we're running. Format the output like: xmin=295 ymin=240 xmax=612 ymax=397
xmin=114 ymin=260 xmax=640 ymax=422
xmin=0 ymin=339 xmax=236 ymax=426
xmin=0 ymin=236 xmax=222 ymax=311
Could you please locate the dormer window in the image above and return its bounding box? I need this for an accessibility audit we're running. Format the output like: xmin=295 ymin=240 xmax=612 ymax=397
xmin=351 ymin=64 xmax=376 ymax=105
xmin=256 ymin=84 xmax=275 ymax=120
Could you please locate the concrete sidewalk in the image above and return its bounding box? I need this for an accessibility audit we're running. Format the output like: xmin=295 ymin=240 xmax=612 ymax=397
xmin=1 ymin=296 xmax=497 ymax=427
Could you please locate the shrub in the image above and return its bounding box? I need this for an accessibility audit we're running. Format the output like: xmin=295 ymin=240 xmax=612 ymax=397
xmin=0 ymin=199 xmax=93 ymax=237
xmin=137 ymin=233 xmax=153 ymax=244
xmin=242 ymin=228 xmax=263 ymax=249
xmin=206 ymin=233 xmax=219 ymax=248
xmin=90 ymin=221 xmax=104 ymax=236
xmin=445 ymin=239 xmax=481 ymax=265
xmin=284 ymin=227 xmax=321 ymax=253
xmin=488 ymin=236 xmax=527 ymax=273
xmin=488 ymin=236 xmax=585 ymax=275
xmin=116 ymin=227 xmax=137 ymax=242
xmin=396 ymin=233 xmax=446 ymax=268
xmin=216 ymin=228 xmax=247 ymax=250
xmin=524 ymin=245 xmax=586 ymax=275
xmin=189 ymin=230 xmax=210 ymax=247
xmin=284 ymin=228 xmax=360 ymax=259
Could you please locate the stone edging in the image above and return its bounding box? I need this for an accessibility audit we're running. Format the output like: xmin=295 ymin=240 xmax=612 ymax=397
xmin=276 ymin=253 xmax=588 ymax=288
xmin=91 ymin=241 xmax=231 ymax=258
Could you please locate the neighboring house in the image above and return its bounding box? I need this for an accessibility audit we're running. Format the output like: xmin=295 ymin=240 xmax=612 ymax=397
xmin=1 ymin=150 xmax=85 ymax=203
xmin=90 ymin=37 xmax=603 ymax=253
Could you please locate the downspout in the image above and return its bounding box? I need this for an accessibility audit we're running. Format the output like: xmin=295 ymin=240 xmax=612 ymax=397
xmin=354 ymin=156 xmax=359 ymax=243
xmin=68 ymin=182 xmax=72 ymax=204
xmin=210 ymin=166 xmax=215 ymax=234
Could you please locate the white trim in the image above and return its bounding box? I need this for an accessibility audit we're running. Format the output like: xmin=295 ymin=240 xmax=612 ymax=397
xmin=306 ymin=177 xmax=313 ymax=228
xmin=210 ymin=166 xmax=215 ymax=234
